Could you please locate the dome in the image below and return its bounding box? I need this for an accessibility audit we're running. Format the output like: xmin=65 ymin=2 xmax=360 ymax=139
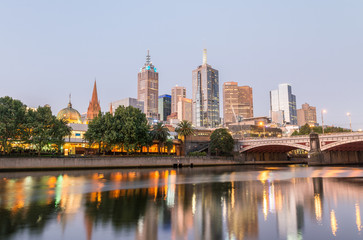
xmin=57 ymin=102 xmax=82 ymax=124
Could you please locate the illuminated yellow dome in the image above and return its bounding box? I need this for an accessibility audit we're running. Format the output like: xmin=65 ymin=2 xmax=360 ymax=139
xmin=57 ymin=102 xmax=82 ymax=124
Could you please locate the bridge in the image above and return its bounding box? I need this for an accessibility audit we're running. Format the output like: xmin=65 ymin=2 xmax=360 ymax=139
xmin=237 ymin=132 xmax=363 ymax=165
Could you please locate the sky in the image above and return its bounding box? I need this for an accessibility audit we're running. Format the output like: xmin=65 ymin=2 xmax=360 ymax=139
xmin=0 ymin=0 xmax=363 ymax=129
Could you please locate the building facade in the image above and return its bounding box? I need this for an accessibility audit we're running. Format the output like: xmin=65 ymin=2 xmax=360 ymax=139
xmin=297 ymin=103 xmax=317 ymax=126
xmin=223 ymin=82 xmax=253 ymax=126
xmin=171 ymin=86 xmax=186 ymax=114
xmin=192 ymin=49 xmax=220 ymax=128
xmin=270 ymin=83 xmax=297 ymax=125
xmin=87 ymin=80 xmax=101 ymax=120
xmin=137 ymin=50 xmax=159 ymax=119
xmin=158 ymin=94 xmax=171 ymax=121
xmin=177 ymin=97 xmax=193 ymax=123
xmin=110 ymin=98 xmax=144 ymax=113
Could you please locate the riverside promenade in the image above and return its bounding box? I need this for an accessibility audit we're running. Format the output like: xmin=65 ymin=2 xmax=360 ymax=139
xmin=0 ymin=156 xmax=244 ymax=171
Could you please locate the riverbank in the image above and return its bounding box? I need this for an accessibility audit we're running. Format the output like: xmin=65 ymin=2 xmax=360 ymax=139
xmin=0 ymin=156 xmax=243 ymax=171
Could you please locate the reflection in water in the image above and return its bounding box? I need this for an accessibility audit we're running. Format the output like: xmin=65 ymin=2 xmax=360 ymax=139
xmin=1 ymin=167 xmax=363 ymax=239
xmin=331 ymin=210 xmax=338 ymax=236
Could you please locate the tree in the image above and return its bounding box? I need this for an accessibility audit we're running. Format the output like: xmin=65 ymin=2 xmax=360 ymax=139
xmin=209 ymin=128 xmax=234 ymax=156
xmin=84 ymin=112 xmax=105 ymax=154
xmin=165 ymin=139 xmax=174 ymax=155
xmin=26 ymin=106 xmax=70 ymax=156
xmin=0 ymin=96 xmax=27 ymax=154
xmin=114 ymin=106 xmax=149 ymax=154
xmin=151 ymin=123 xmax=170 ymax=153
xmin=175 ymin=120 xmax=194 ymax=156
xmin=50 ymin=118 xmax=71 ymax=154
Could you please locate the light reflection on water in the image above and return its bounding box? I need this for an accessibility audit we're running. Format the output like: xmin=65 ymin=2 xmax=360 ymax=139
xmin=1 ymin=166 xmax=363 ymax=239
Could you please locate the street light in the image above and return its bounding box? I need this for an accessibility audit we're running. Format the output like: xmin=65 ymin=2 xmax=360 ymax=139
xmin=347 ymin=112 xmax=352 ymax=132
xmin=321 ymin=109 xmax=327 ymax=134
xmin=259 ymin=121 xmax=265 ymax=138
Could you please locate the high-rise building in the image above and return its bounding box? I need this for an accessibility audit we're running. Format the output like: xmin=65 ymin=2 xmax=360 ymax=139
xmin=110 ymin=98 xmax=144 ymax=113
xmin=138 ymin=50 xmax=159 ymax=119
xmin=192 ymin=49 xmax=220 ymax=128
xmin=270 ymin=83 xmax=297 ymax=125
xmin=297 ymin=103 xmax=317 ymax=126
xmin=87 ymin=80 xmax=101 ymax=120
xmin=177 ymin=97 xmax=193 ymax=123
xmin=171 ymin=86 xmax=186 ymax=114
xmin=158 ymin=94 xmax=171 ymax=121
xmin=223 ymin=82 xmax=253 ymax=125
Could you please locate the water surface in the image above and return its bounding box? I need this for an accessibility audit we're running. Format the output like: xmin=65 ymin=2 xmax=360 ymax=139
xmin=1 ymin=165 xmax=363 ymax=239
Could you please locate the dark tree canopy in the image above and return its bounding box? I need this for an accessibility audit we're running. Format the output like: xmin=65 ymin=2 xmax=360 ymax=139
xmin=84 ymin=106 xmax=151 ymax=154
xmin=209 ymin=128 xmax=234 ymax=156
xmin=0 ymin=96 xmax=27 ymax=154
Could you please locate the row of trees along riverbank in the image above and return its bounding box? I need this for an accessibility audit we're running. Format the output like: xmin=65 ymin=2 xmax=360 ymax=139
xmin=0 ymin=96 xmax=71 ymax=155
xmin=1 ymin=96 xmax=236 ymax=157
xmin=292 ymin=123 xmax=350 ymax=136
xmin=84 ymin=106 xmax=196 ymax=155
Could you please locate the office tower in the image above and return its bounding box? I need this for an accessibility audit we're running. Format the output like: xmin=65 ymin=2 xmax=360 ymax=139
xmin=138 ymin=50 xmax=159 ymax=119
xmin=192 ymin=49 xmax=220 ymax=128
xmin=158 ymin=94 xmax=171 ymax=121
xmin=223 ymin=82 xmax=253 ymax=125
xmin=270 ymin=83 xmax=297 ymax=125
xmin=297 ymin=103 xmax=317 ymax=126
xmin=87 ymin=80 xmax=101 ymax=120
xmin=171 ymin=86 xmax=186 ymax=113
xmin=110 ymin=98 xmax=144 ymax=113
xmin=177 ymin=97 xmax=193 ymax=123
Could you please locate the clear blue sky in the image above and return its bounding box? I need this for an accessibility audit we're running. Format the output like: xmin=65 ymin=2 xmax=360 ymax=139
xmin=1 ymin=0 xmax=362 ymax=129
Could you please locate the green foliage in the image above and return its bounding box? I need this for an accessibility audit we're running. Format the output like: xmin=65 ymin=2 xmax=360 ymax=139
xmin=84 ymin=112 xmax=105 ymax=153
xmin=165 ymin=139 xmax=174 ymax=154
xmin=210 ymin=128 xmax=234 ymax=156
xmin=175 ymin=120 xmax=194 ymax=139
xmin=26 ymin=106 xmax=71 ymax=155
xmin=151 ymin=122 xmax=170 ymax=153
xmin=293 ymin=123 xmax=350 ymax=135
xmin=0 ymin=96 xmax=27 ymax=154
xmin=187 ymin=151 xmax=207 ymax=157
xmin=84 ymin=106 xmax=151 ymax=154
xmin=175 ymin=120 xmax=194 ymax=156
xmin=115 ymin=106 xmax=150 ymax=153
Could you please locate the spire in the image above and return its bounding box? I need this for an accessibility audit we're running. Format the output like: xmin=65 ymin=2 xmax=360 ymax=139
xmin=91 ymin=79 xmax=98 ymax=103
xmin=203 ymin=49 xmax=207 ymax=65
xmin=68 ymin=93 xmax=72 ymax=108
xmin=146 ymin=49 xmax=151 ymax=65
xmin=87 ymin=79 xmax=101 ymax=120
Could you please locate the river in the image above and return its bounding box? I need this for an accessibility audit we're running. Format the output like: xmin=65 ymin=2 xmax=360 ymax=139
xmin=1 ymin=165 xmax=363 ymax=239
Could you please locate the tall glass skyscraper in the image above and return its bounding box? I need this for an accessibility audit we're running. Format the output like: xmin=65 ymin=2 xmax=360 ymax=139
xmin=270 ymin=83 xmax=297 ymax=125
xmin=158 ymin=94 xmax=171 ymax=121
xmin=192 ymin=49 xmax=220 ymax=128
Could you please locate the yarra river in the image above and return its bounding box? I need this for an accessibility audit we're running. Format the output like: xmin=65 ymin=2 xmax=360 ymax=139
xmin=1 ymin=166 xmax=363 ymax=239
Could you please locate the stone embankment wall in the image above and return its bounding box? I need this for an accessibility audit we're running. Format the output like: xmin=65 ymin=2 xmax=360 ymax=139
xmin=0 ymin=157 xmax=241 ymax=171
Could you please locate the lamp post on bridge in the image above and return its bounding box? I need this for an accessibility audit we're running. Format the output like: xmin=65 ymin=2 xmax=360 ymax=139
xmin=321 ymin=109 xmax=327 ymax=134
xmin=259 ymin=121 xmax=265 ymax=138
xmin=347 ymin=112 xmax=352 ymax=132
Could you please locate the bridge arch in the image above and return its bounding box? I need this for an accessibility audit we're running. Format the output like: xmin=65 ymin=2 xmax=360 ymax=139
xmin=240 ymin=142 xmax=310 ymax=153
xmin=321 ymin=139 xmax=363 ymax=152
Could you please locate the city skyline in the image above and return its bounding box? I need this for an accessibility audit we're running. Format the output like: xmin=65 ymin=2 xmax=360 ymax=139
xmin=1 ymin=1 xmax=363 ymax=129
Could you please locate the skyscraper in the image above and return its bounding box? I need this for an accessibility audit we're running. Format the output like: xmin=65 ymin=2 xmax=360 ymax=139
xmin=110 ymin=97 xmax=144 ymax=113
xmin=223 ymin=82 xmax=253 ymax=125
xmin=192 ymin=49 xmax=220 ymax=128
xmin=171 ymin=86 xmax=186 ymax=114
xmin=158 ymin=94 xmax=171 ymax=122
xmin=270 ymin=83 xmax=297 ymax=125
xmin=177 ymin=97 xmax=193 ymax=123
xmin=138 ymin=50 xmax=159 ymax=119
xmin=87 ymin=80 xmax=101 ymax=120
xmin=297 ymin=103 xmax=317 ymax=126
